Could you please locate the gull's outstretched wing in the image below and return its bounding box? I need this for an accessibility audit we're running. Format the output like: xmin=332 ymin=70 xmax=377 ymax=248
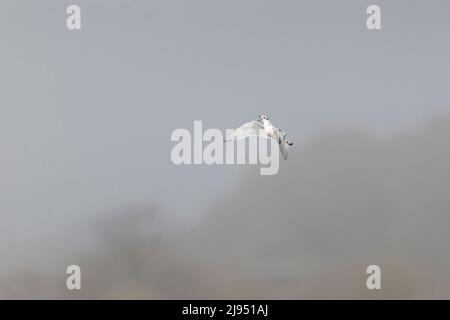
xmin=276 ymin=130 xmax=289 ymax=160
xmin=224 ymin=120 xmax=264 ymax=142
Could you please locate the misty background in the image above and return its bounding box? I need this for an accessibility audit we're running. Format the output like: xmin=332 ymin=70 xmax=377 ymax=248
xmin=1 ymin=0 xmax=450 ymax=298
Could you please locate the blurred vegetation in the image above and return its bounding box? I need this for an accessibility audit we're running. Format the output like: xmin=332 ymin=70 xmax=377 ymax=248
xmin=1 ymin=115 xmax=450 ymax=299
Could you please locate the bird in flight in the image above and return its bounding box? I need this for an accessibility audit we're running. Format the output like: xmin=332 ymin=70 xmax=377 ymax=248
xmin=224 ymin=115 xmax=294 ymax=160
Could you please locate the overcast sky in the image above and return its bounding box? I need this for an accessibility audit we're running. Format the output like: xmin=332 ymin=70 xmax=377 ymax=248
xmin=1 ymin=0 xmax=450 ymax=257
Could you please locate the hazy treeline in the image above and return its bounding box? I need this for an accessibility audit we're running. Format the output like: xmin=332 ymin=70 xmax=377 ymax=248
xmin=1 ymin=115 xmax=450 ymax=299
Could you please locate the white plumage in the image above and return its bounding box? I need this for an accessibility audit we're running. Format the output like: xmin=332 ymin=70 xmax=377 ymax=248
xmin=224 ymin=115 xmax=293 ymax=160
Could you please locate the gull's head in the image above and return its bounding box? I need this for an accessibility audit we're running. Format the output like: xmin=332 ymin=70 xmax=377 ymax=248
xmin=257 ymin=115 xmax=269 ymax=121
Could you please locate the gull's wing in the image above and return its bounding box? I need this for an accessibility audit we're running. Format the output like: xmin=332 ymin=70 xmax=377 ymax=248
xmin=275 ymin=130 xmax=289 ymax=160
xmin=224 ymin=120 xmax=264 ymax=141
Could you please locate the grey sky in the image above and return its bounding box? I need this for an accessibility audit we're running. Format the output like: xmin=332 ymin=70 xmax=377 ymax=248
xmin=1 ymin=1 xmax=450 ymax=258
